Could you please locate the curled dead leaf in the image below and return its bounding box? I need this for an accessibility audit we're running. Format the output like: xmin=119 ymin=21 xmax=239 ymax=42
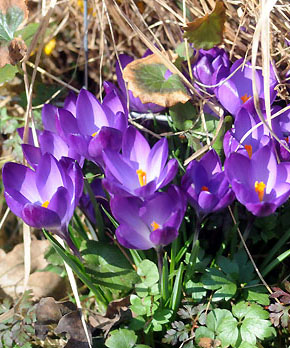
xmin=8 ymin=37 xmax=27 ymax=64
xmin=123 ymin=53 xmax=191 ymax=108
xmin=198 ymin=337 xmax=221 ymax=348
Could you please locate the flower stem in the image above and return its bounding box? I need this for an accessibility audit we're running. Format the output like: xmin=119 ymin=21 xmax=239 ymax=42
xmin=156 ymin=246 xmax=164 ymax=280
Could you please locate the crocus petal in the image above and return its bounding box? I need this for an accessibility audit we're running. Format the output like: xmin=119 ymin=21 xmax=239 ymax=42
xmin=36 ymin=153 xmax=64 ymax=201
xmin=58 ymin=109 xmax=79 ymax=135
xmin=22 ymin=144 xmax=41 ymax=169
xmin=116 ymin=224 xmax=153 ymax=250
xmin=198 ymin=191 xmax=219 ymax=214
xmin=42 ymin=104 xmax=58 ymax=132
xmin=3 ymin=162 xmax=40 ymax=203
xmin=63 ymin=91 xmax=77 ymax=115
xmin=39 ymin=130 xmax=70 ymax=160
xmin=245 ymin=201 xmax=277 ymax=217
xmin=22 ymin=203 xmax=61 ymax=229
xmin=157 ymin=158 xmax=178 ymax=189
xmin=150 ymin=226 xmax=178 ymax=247
xmin=146 ymin=138 xmax=168 ymax=180
xmin=200 ymin=149 xmax=222 ymax=175
xmin=76 ymin=89 xmax=108 ymax=135
xmin=122 ymin=127 xmax=150 ymax=167
xmin=49 ymin=186 xmax=70 ymax=221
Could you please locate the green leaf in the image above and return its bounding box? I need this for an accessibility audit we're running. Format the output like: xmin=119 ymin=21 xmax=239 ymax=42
xmin=130 ymin=295 xmax=147 ymax=316
xmin=80 ymin=240 xmax=139 ymax=294
xmin=123 ymin=53 xmax=190 ymax=107
xmin=105 ymin=329 xmax=137 ymax=348
xmin=0 ymin=7 xmax=24 ymax=41
xmin=15 ymin=23 xmax=39 ymax=46
xmin=232 ymin=302 xmax=276 ymax=345
xmin=185 ymin=280 xmax=207 ymax=300
xmin=137 ymin=259 xmax=159 ymax=287
xmin=175 ymin=42 xmax=194 ymax=60
xmin=169 ymin=101 xmax=197 ymax=130
xmin=0 ymin=64 xmax=17 ymax=84
xmin=183 ymin=1 xmax=226 ymax=50
xmin=201 ymin=267 xmax=237 ymax=301
xmin=152 ymin=309 xmax=173 ymax=331
xmin=244 ymin=286 xmax=270 ymax=306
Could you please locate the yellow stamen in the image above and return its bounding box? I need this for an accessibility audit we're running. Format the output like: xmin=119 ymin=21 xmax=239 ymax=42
xmin=151 ymin=221 xmax=160 ymax=231
xmin=255 ymin=181 xmax=266 ymax=202
xmin=91 ymin=131 xmax=98 ymax=137
xmin=41 ymin=200 xmax=50 ymax=208
xmin=241 ymin=93 xmax=251 ymax=103
xmin=201 ymin=186 xmax=209 ymax=192
xmin=136 ymin=169 xmax=147 ymax=187
xmin=44 ymin=39 xmax=56 ymax=56
xmin=244 ymin=144 xmax=253 ymax=158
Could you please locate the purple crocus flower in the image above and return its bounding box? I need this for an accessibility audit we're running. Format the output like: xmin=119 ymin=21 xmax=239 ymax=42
xmin=215 ymin=59 xmax=277 ymax=117
xmin=181 ymin=149 xmax=235 ymax=217
xmin=223 ymin=107 xmax=270 ymax=159
xmin=42 ymin=88 xmax=128 ymax=166
xmin=271 ymin=106 xmax=290 ymax=162
xmin=116 ymin=53 xmax=165 ymax=113
xmin=20 ymin=129 xmax=84 ymax=168
xmin=111 ymin=186 xmax=186 ymax=250
xmin=102 ymin=126 xmax=178 ymax=198
xmin=225 ymin=144 xmax=290 ymax=217
xmin=192 ymin=47 xmax=230 ymax=93
xmin=2 ymin=154 xmax=84 ymax=254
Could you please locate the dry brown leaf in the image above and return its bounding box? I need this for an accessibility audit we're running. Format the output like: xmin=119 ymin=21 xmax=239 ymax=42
xmin=123 ymin=53 xmax=191 ymax=107
xmin=8 ymin=37 xmax=27 ymax=64
xmin=198 ymin=337 xmax=221 ymax=348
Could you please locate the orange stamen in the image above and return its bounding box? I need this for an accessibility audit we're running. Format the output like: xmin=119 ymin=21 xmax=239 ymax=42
xmin=201 ymin=186 xmax=209 ymax=192
xmin=285 ymin=137 xmax=289 ymax=144
xmin=136 ymin=169 xmax=147 ymax=187
xmin=255 ymin=181 xmax=266 ymax=202
xmin=241 ymin=93 xmax=251 ymax=103
xmin=244 ymin=144 xmax=253 ymax=158
xmin=42 ymin=200 xmax=50 ymax=208
xmin=151 ymin=221 xmax=160 ymax=231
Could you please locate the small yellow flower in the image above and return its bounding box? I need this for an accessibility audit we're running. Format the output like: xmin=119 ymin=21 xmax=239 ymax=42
xmin=44 ymin=38 xmax=56 ymax=56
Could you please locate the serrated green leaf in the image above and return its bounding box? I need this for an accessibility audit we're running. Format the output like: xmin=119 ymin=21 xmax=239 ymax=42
xmin=183 ymin=1 xmax=226 ymax=50
xmin=152 ymin=309 xmax=173 ymax=331
xmin=105 ymin=329 xmax=137 ymax=348
xmin=244 ymin=287 xmax=270 ymax=306
xmin=137 ymin=259 xmax=159 ymax=287
xmin=0 ymin=64 xmax=17 ymax=84
xmin=123 ymin=54 xmax=190 ymax=107
xmin=0 ymin=7 xmax=24 ymax=41
xmin=233 ymin=302 xmax=276 ymax=345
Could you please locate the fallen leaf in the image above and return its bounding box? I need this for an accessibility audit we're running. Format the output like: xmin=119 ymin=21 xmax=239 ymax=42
xmin=198 ymin=337 xmax=221 ymax=348
xmin=0 ymin=240 xmax=65 ymax=300
xmin=35 ymin=297 xmax=77 ymax=340
xmin=55 ymin=310 xmax=92 ymax=348
xmin=184 ymin=1 xmax=226 ymax=50
xmin=123 ymin=53 xmax=191 ymax=107
xmin=8 ymin=37 xmax=26 ymax=64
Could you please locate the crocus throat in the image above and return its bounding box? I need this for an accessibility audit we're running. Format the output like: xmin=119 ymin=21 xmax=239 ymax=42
xmin=244 ymin=144 xmax=252 ymax=158
xmin=255 ymin=181 xmax=266 ymax=202
xmin=136 ymin=169 xmax=147 ymax=187
xmin=41 ymin=200 xmax=50 ymax=208
xmin=151 ymin=221 xmax=160 ymax=231
xmin=201 ymin=186 xmax=209 ymax=192
xmin=241 ymin=93 xmax=251 ymax=103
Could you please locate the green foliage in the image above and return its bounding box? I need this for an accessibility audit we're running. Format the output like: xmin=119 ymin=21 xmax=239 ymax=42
xmin=135 ymin=259 xmax=159 ymax=297
xmin=15 ymin=22 xmax=39 ymax=46
xmin=0 ymin=64 xmax=18 ymax=84
xmin=105 ymin=329 xmax=150 ymax=348
xmin=0 ymin=291 xmax=36 ymax=347
xmin=81 ymin=240 xmax=139 ymax=295
xmin=169 ymin=102 xmax=197 ymax=131
xmin=183 ymin=1 xmax=225 ymax=50
xmin=0 ymin=7 xmax=24 ymax=42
